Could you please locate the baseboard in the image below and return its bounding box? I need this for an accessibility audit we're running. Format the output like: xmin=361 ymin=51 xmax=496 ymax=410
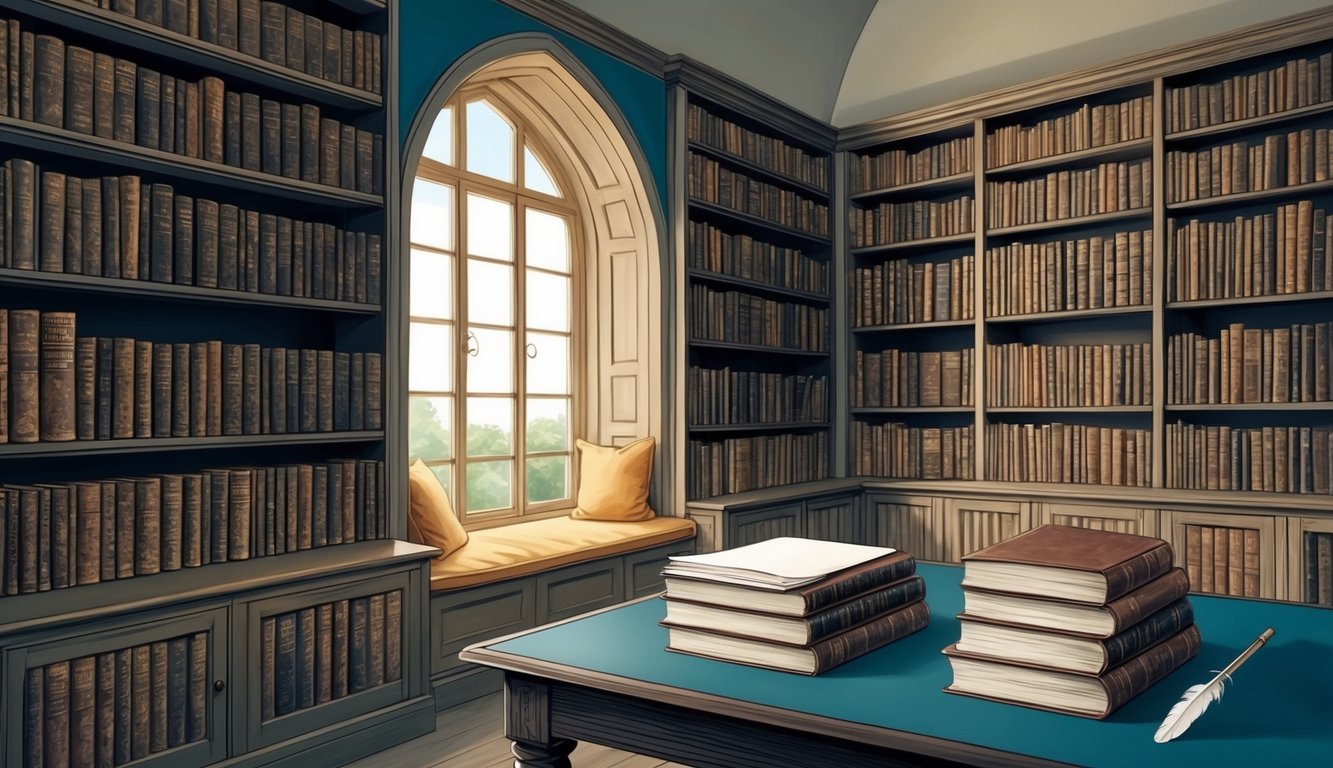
xmin=220 ymin=696 xmax=437 ymax=768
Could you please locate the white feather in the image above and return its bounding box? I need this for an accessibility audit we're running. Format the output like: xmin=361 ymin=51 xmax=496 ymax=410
xmin=1153 ymin=672 xmax=1228 ymax=743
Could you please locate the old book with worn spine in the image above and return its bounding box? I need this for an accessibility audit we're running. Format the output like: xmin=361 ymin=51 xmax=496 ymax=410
xmin=10 ymin=309 xmax=40 ymax=443
xmin=40 ymin=311 xmax=76 ymax=441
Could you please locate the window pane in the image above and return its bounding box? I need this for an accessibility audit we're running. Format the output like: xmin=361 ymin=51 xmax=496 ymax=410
xmin=526 ymin=456 xmax=568 ymax=503
xmin=468 ymin=259 xmax=514 ymax=326
xmin=526 ymin=271 xmax=570 ymax=332
xmin=410 ymin=249 xmax=452 ymax=320
xmin=466 ymin=460 xmax=512 ymax=513
xmin=421 ymin=106 xmax=453 ymax=165
xmin=524 ymin=145 xmax=559 ymax=196
xmin=430 ymin=464 xmax=453 ymax=499
xmin=525 ymin=209 xmax=570 ymax=273
xmin=466 ymin=397 xmax=512 ymax=456
xmin=467 ymin=327 xmax=513 ymax=393
xmin=408 ymin=322 xmax=452 ymax=392
xmin=465 ymin=99 xmax=515 ymax=183
xmin=526 ymin=398 xmax=568 ymax=452
xmin=467 ymin=193 xmax=513 ymax=262
xmin=526 ymin=332 xmax=569 ymax=395
xmin=410 ymin=179 xmax=453 ymax=251
xmin=409 ymin=396 xmax=453 ymax=460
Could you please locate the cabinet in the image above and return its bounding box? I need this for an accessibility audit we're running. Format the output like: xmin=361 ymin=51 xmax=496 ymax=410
xmin=1290 ymin=515 xmax=1333 ymax=606
xmin=1161 ymin=509 xmax=1285 ymax=599
xmin=1037 ymin=500 xmax=1159 ymax=537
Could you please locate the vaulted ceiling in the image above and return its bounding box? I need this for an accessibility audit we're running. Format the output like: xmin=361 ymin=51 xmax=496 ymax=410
xmin=560 ymin=0 xmax=1331 ymax=127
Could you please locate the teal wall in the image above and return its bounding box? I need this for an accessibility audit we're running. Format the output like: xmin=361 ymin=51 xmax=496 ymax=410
xmin=397 ymin=0 xmax=668 ymax=207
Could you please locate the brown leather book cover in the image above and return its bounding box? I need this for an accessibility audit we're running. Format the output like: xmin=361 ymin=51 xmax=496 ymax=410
xmin=963 ymin=568 xmax=1190 ymax=637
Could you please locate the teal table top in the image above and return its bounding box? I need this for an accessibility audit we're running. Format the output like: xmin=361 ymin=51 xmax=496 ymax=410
xmin=488 ymin=562 xmax=1333 ymax=768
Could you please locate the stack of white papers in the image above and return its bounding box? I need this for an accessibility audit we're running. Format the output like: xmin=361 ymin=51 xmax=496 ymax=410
xmin=663 ymin=537 xmax=897 ymax=590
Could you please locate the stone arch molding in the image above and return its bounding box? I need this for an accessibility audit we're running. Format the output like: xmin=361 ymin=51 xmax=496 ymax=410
xmin=401 ymin=34 xmax=668 ymax=509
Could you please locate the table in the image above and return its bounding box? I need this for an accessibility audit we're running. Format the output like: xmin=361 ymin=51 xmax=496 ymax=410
xmin=458 ymin=563 xmax=1333 ymax=767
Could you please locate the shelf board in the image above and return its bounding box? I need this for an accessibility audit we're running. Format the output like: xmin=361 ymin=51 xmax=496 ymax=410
xmin=986 ymin=207 xmax=1151 ymax=237
xmin=1167 ymin=290 xmax=1333 ymax=310
xmin=985 ymin=137 xmax=1153 ymax=177
xmin=852 ymin=407 xmax=974 ymax=414
xmin=849 ymin=171 xmax=974 ymax=201
xmin=0 ymin=116 xmax=382 ymax=208
xmin=987 ymin=406 xmax=1152 ymax=414
xmin=1165 ymin=100 xmax=1333 ymax=141
xmin=0 ymin=268 xmax=381 ymax=314
xmin=850 ymin=231 xmax=975 ymax=257
xmin=687 ymin=200 xmax=829 ymax=247
xmin=1166 ymin=402 xmax=1333 ymax=412
xmin=852 ymin=319 xmax=975 ymax=332
xmin=687 ymin=422 xmax=831 ymax=434
xmin=1166 ymin=178 xmax=1333 ymax=213
xmin=985 ymin=304 xmax=1151 ymax=324
xmin=0 ymin=431 xmax=385 ymax=459
xmin=688 ymin=141 xmax=829 ymax=200
xmin=689 ymin=339 xmax=828 ymax=357
xmin=686 ymin=269 xmax=829 ymax=305
xmin=324 ymin=0 xmax=387 ymax=13
xmin=8 ymin=0 xmax=381 ymax=112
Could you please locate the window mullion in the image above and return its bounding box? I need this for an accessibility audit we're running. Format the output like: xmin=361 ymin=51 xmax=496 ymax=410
xmin=515 ymin=198 xmax=528 ymax=515
xmin=455 ymin=178 xmax=469 ymax=515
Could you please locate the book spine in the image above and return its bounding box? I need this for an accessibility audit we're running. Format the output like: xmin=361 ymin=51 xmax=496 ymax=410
xmin=316 ymin=602 xmax=334 ymax=704
xmin=10 ymin=310 xmax=40 ymax=443
xmin=70 ymin=656 xmax=97 ymax=768
xmin=274 ymin=611 xmax=296 ymax=716
xmin=805 ymin=576 xmax=927 ymax=642
xmin=348 ymin=596 xmax=368 ymax=692
xmin=1102 ymin=625 xmax=1202 ymax=715
xmin=113 ymin=649 xmax=132 ymax=765
xmin=1101 ymin=599 xmax=1195 ymax=669
xmin=187 ymin=632 xmax=208 ymax=743
xmin=332 ymin=599 xmax=349 ymax=699
xmin=95 ymin=652 xmax=116 ymax=768
xmin=805 ymin=555 xmax=918 ymax=612
xmin=261 ymin=615 xmax=276 ymax=720
xmin=384 ymin=590 xmax=401 ymax=682
xmin=75 ymin=482 xmax=101 ymax=585
xmin=166 ymin=637 xmax=188 ymax=748
xmin=130 ymin=645 xmax=150 ymax=760
xmin=134 ymin=478 xmax=161 ymax=575
xmin=811 ymin=600 xmax=930 ymax=674
xmin=297 ymin=607 xmax=315 ymax=710
xmin=1102 ymin=543 xmax=1176 ymax=601
xmin=368 ymin=592 xmax=386 ymax=688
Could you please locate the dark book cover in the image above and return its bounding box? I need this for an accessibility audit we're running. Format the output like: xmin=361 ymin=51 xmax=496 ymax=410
xmin=4 ymin=489 xmax=21 ymax=593
xmin=134 ymin=340 xmax=152 ymax=438
xmin=367 ymin=234 xmax=381 ymax=304
xmin=260 ymin=615 xmax=276 ymax=719
xmin=332 ymin=599 xmax=349 ymax=698
xmin=92 ymin=52 xmax=115 ymax=140
xmin=240 ymin=91 xmax=261 ymax=171
xmin=81 ymin=177 xmax=103 ymax=277
xmin=167 ymin=192 xmax=193 ymax=286
xmin=187 ymin=632 xmax=208 ymax=742
xmin=276 ymin=215 xmax=293 ymax=295
xmin=260 ymin=98 xmax=282 ymax=175
xmin=323 ymin=21 xmax=342 ymax=85
xmin=148 ymin=183 xmax=174 ymax=283
xmin=228 ymin=469 xmax=251 ymax=560
xmin=9 ymin=309 xmax=40 ymax=443
xmin=355 ymin=129 xmax=373 ymax=194
xmin=149 ymin=641 xmax=168 ymax=753
xmin=44 ymin=659 xmax=72 ymax=767
xmin=135 ymin=67 xmax=162 ymax=150
xmin=218 ymin=0 xmax=240 ymax=49
xmin=222 ymin=343 xmax=243 ymax=435
xmin=311 ymin=464 xmax=328 ymax=547
xmin=243 ymin=343 xmax=262 ymax=434
xmin=259 ymin=1 xmax=285 ymax=65
xmin=349 ymin=352 xmax=364 ymax=431
xmin=340 ymin=460 xmax=355 ymax=543
xmin=340 ymin=124 xmax=356 ymax=190
xmin=319 ymin=117 xmax=340 ymax=187
xmin=273 ymin=466 xmax=287 ymax=554
xmin=95 ymin=338 xmax=114 ymax=440
xmin=169 ymin=343 xmax=189 ymax=437
xmin=202 ymin=77 xmax=225 ymax=164
xmin=297 ymin=606 xmax=316 ymax=709
xmin=365 ymin=353 xmax=382 ymax=429
xmin=26 ymin=667 xmax=45 ymax=768
xmin=100 ymin=176 xmax=121 ymax=277
xmin=292 ymin=221 xmax=307 ymax=298
xmin=195 ymin=198 xmax=220 ymax=288
xmin=316 ymin=349 xmax=333 ymax=431
xmin=40 ymin=311 xmax=77 ymax=442
xmin=95 ymin=652 xmax=116 ymax=768
xmin=74 ymin=481 xmax=101 ymax=585
xmin=285 ymin=348 xmax=300 ymax=433
xmin=119 ymin=175 xmax=141 ymax=280
xmin=275 ymin=611 xmax=297 ymax=715
xmin=134 ymin=477 xmax=161 ymax=575
xmin=113 ymin=479 xmax=135 ymax=579
xmin=198 ymin=0 xmax=220 ymax=42
xmin=280 ymin=102 xmax=300 ymax=179
xmin=98 ymin=481 xmax=117 ymax=582
xmin=70 ymin=656 xmax=97 ymax=767
xmin=327 ymin=461 xmax=343 ymax=545
xmin=348 ymin=597 xmax=368 ymax=693
xmin=152 ymin=343 xmax=172 ymax=438
xmin=315 ymin=602 xmax=333 ymax=703
xmin=66 ymin=45 xmax=95 ymax=136
xmin=130 ymin=645 xmax=151 ymax=760
xmin=158 ymin=70 xmax=177 ymax=155
xmin=136 ymin=0 xmax=163 ymax=25
xmin=208 ymin=469 xmax=229 ymax=562
xmin=165 ymin=637 xmax=188 ymax=747
xmin=258 ymin=212 xmax=277 ymax=293
xmin=43 ymin=485 xmax=72 ymax=590
xmin=299 ymin=348 xmax=317 ymax=432
xmin=385 ymin=590 xmax=401 ymax=682
xmin=10 ymin=158 xmax=38 ymax=270
xmin=182 ymin=474 xmax=203 ymax=568
xmin=300 ymin=103 xmax=320 ymax=183
xmin=304 ymin=15 xmax=323 ymax=79
xmin=268 ymin=347 xmax=286 ymax=434
xmin=111 ymin=58 xmax=137 ymax=144
xmin=367 ymin=593 xmax=386 ymax=688
xmin=114 ymin=649 xmax=133 ymax=764
xmin=297 ymin=463 xmax=312 ymax=550
xmin=243 ymin=209 xmax=260 ymax=292
xmin=33 ymin=35 xmax=65 ymax=128
xmin=206 ymin=340 xmax=222 ymax=435
xmin=72 ymin=336 xmax=96 ymax=441
xmin=283 ymin=465 xmax=298 ymax=552
xmin=158 ymin=474 xmax=183 ymax=571
xmin=284 ymin=6 xmax=304 ymax=71
xmin=224 ymin=90 xmax=242 ymax=166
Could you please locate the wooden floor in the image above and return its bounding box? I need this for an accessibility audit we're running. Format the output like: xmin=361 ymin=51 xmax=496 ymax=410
xmin=345 ymin=693 xmax=692 ymax=768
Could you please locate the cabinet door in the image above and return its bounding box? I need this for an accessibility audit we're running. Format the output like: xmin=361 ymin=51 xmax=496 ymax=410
xmin=1039 ymin=502 xmax=1158 ymax=537
xmin=1162 ymin=510 xmax=1285 ymax=600
xmin=728 ymin=504 xmax=803 ymax=547
xmin=805 ymin=495 xmax=863 ymax=544
xmin=3 ymin=608 xmax=228 ymax=768
xmin=1291 ymin=518 xmax=1333 ymax=607
xmin=242 ymin=571 xmax=413 ymax=751
xmin=865 ymin=493 xmax=947 ymax=562
xmin=946 ymin=498 xmax=1032 ymax=562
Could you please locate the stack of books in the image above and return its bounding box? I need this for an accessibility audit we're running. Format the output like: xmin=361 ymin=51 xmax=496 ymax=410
xmin=943 ymin=525 xmax=1201 ymax=718
xmin=660 ymin=537 xmax=928 ymax=675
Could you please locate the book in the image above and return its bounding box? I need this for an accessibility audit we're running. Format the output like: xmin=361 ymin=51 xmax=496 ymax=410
xmin=664 ymin=536 xmax=901 ymax=590
xmin=943 ymin=624 xmax=1202 ymax=718
xmin=666 ymin=599 xmax=930 ymax=675
xmin=961 ymin=568 xmax=1191 ymax=637
xmin=9 ymin=309 xmax=40 ymax=443
xmin=187 ymin=632 xmax=208 ymax=743
xmin=44 ymin=660 xmax=71 ymax=768
xmin=70 ymin=656 xmax=97 ymax=767
xmin=960 ymin=524 xmax=1174 ymax=604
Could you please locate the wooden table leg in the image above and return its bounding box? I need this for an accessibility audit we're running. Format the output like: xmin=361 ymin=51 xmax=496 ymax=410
xmin=505 ymin=674 xmax=577 ymax=768
xmin=512 ymin=738 xmax=576 ymax=768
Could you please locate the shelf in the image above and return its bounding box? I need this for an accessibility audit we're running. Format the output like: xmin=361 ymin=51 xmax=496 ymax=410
xmin=689 ymin=339 xmax=828 ymax=357
xmin=1167 ymin=290 xmax=1333 ymax=310
xmin=0 ymin=116 xmax=382 ymax=208
xmin=688 ymin=422 xmax=830 ymax=434
xmin=986 ymin=207 xmax=1151 ymax=237
xmin=849 ymin=171 xmax=974 ymax=201
xmin=852 ymin=319 xmax=975 ymax=332
xmin=986 ymin=406 xmax=1152 ymax=414
xmin=852 ymin=407 xmax=974 ymax=414
xmin=687 ymin=269 xmax=829 ymax=305
xmin=688 ymin=141 xmax=829 ymax=200
xmin=1165 ymin=100 xmax=1333 ymax=141
xmin=687 ymin=200 xmax=829 ymax=247
xmin=985 ymin=137 xmax=1153 ymax=177
xmin=325 ymin=0 xmax=387 ymax=13
xmin=0 ymin=268 xmax=381 ymax=314
xmin=0 ymin=431 xmax=385 ymax=459
xmin=985 ymin=304 xmax=1151 ymax=324
xmin=7 ymin=0 xmax=381 ymax=112
xmin=1166 ymin=178 xmax=1333 ymax=213
xmin=850 ymin=232 xmax=975 ymax=257
xmin=1166 ymin=402 xmax=1333 ymax=412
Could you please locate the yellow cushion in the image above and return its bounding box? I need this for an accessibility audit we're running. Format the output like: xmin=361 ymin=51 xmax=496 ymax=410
xmin=406 ymin=459 xmax=469 ymax=557
xmin=569 ymin=437 xmax=656 ymax=521
xmin=429 ymin=516 xmax=696 ymax=591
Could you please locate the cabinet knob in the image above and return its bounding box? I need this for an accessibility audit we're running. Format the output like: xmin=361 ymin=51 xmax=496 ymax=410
xmin=213 ymin=679 xmax=226 ymax=692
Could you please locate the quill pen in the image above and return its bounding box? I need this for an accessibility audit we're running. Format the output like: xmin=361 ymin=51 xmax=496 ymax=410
xmin=1153 ymin=627 xmax=1275 ymax=743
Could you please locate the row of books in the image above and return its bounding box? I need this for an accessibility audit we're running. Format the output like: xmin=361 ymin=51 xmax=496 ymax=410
xmin=985 ymin=341 xmax=1152 ymax=407
xmin=0 ymin=309 xmax=382 ymax=443
xmin=850 ymin=134 xmax=972 ymax=192
xmin=1166 ymin=202 xmax=1332 ymax=301
xmin=663 ymin=538 xmax=927 ymax=675
xmin=986 ymin=95 xmax=1154 ymax=168
xmin=1303 ymin=531 xmax=1333 ymax=606
xmin=687 ymin=219 xmax=827 ymax=294
xmin=850 ymin=421 xmax=975 ymax=480
xmin=985 ymin=159 xmax=1152 ymax=229
xmin=24 ymin=634 xmax=209 ymax=768
xmin=685 ymin=367 xmax=826 ymax=427
xmin=1166 ymin=322 xmax=1332 ymax=405
xmin=850 ymin=195 xmax=974 ymax=247
xmin=686 ymin=432 xmax=828 ymax=499
xmin=261 ymin=590 xmax=402 ymax=720
xmin=984 ymin=230 xmax=1153 ymax=316
xmin=851 ymin=255 xmax=975 ymax=326
xmin=0 ymin=459 xmax=386 ymax=596
xmin=0 ymin=160 xmax=381 ymax=302
xmin=852 ymin=348 xmax=973 ymax=408
xmin=947 ymin=525 xmax=1199 ymax=719
xmin=0 ymin=17 xmax=383 ymax=194
xmin=688 ymin=284 xmax=828 ymax=351
xmin=1165 ymin=128 xmax=1333 ymax=203
xmin=985 ymin=423 xmax=1153 ymax=487
xmin=686 ymin=103 xmax=828 ymax=190
xmin=687 ymin=154 xmax=829 ymax=235
xmin=96 ymin=0 xmax=383 ymax=95
xmin=1166 ymin=52 xmax=1333 ymax=132
xmin=1165 ymin=422 xmax=1333 ymax=495
xmin=1182 ymin=523 xmax=1261 ymax=598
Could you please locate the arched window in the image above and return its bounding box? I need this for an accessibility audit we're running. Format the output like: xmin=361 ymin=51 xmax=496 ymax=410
xmin=408 ymin=90 xmax=580 ymax=525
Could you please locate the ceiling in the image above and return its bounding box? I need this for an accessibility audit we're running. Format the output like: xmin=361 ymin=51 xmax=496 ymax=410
xmin=559 ymin=0 xmax=1331 ymax=127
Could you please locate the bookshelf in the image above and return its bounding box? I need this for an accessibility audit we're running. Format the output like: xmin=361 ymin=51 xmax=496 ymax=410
xmin=0 ymin=3 xmax=434 ymax=767
xmin=668 ymin=57 xmax=836 ymax=501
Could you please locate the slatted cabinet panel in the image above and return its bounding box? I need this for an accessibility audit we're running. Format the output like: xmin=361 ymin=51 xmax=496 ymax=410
xmin=1038 ymin=501 xmax=1159 ymax=537
xmin=1163 ymin=510 xmax=1285 ymax=599
xmin=728 ymin=504 xmax=803 ymax=547
xmin=1289 ymin=517 xmax=1333 ymax=606
xmin=805 ymin=495 xmax=863 ymax=544
xmin=947 ymin=497 xmax=1033 ymax=562
xmin=865 ymin=493 xmax=949 ymax=562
